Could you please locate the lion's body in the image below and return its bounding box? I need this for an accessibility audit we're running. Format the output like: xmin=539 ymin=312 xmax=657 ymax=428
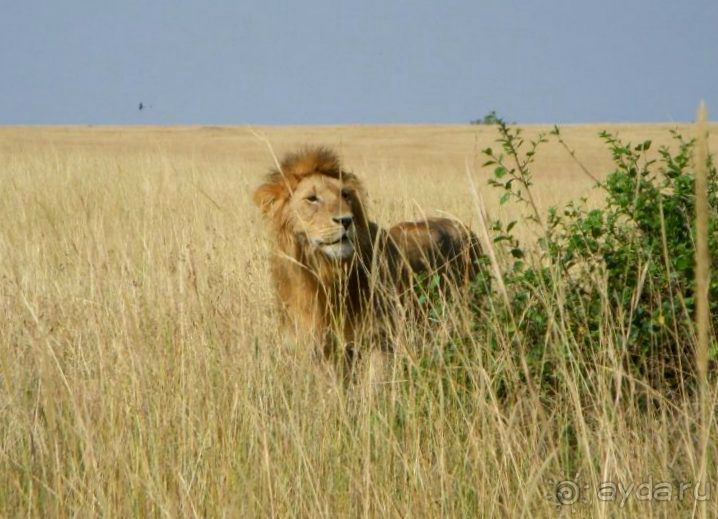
xmin=253 ymin=147 xmax=482 ymax=358
xmin=389 ymin=218 xmax=483 ymax=293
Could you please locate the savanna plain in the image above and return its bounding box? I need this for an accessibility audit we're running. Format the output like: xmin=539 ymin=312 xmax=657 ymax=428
xmin=1 ymin=124 xmax=717 ymax=517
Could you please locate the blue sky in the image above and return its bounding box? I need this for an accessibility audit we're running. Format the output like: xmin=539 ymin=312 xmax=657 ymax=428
xmin=2 ymin=0 xmax=716 ymax=125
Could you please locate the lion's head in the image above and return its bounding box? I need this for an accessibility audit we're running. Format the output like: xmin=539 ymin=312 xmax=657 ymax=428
xmin=253 ymin=147 xmax=371 ymax=262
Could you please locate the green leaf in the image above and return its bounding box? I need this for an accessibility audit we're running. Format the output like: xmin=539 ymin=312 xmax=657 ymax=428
xmin=635 ymin=140 xmax=652 ymax=151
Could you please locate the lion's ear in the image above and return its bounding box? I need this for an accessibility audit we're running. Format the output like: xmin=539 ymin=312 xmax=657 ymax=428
xmin=253 ymin=182 xmax=286 ymax=216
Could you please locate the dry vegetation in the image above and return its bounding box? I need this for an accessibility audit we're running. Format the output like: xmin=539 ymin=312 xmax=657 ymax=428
xmin=1 ymin=124 xmax=717 ymax=516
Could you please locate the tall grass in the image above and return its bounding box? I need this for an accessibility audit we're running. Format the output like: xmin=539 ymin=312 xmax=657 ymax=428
xmin=0 ymin=124 xmax=715 ymax=516
xmin=694 ymin=101 xmax=711 ymax=519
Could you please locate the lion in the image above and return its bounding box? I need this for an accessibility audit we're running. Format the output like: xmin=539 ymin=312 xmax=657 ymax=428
xmin=253 ymin=147 xmax=482 ymax=361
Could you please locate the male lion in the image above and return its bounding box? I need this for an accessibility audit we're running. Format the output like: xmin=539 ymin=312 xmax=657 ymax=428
xmin=253 ymin=147 xmax=482 ymax=360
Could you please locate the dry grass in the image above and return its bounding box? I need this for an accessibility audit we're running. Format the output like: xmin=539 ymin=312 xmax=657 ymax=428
xmin=1 ymin=123 xmax=716 ymax=516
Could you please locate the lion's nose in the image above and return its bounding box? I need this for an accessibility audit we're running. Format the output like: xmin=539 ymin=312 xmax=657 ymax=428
xmin=333 ymin=215 xmax=353 ymax=230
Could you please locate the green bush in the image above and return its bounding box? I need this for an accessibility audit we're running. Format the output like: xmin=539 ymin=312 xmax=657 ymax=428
xmin=479 ymin=122 xmax=717 ymax=390
xmin=470 ymin=110 xmax=504 ymax=126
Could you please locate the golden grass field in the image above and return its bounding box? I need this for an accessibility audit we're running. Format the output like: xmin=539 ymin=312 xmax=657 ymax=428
xmin=1 ymin=123 xmax=717 ymax=516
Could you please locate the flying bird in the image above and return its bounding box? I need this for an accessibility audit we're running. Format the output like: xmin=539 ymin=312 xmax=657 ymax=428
xmin=138 ymin=102 xmax=144 ymax=111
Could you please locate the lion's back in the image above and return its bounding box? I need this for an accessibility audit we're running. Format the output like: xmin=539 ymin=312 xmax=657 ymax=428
xmin=388 ymin=217 xmax=482 ymax=286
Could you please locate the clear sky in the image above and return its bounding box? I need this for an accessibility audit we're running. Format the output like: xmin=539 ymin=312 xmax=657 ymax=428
xmin=2 ymin=0 xmax=716 ymax=125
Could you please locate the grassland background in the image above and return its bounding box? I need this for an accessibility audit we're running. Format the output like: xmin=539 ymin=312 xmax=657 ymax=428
xmin=1 ymin=124 xmax=717 ymax=516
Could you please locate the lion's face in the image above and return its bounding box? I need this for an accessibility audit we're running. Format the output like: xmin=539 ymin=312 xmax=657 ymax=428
xmin=287 ymin=174 xmax=358 ymax=260
xmin=254 ymin=147 xmax=369 ymax=266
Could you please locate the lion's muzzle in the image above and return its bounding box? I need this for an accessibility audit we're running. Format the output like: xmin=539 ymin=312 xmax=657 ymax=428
xmin=316 ymin=224 xmax=355 ymax=260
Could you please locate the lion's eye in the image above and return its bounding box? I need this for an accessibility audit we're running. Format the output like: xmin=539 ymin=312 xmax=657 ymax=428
xmin=341 ymin=189 xmax=351 ymax=200
xmin=305 ymin=194 xmax=319 ymax=203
